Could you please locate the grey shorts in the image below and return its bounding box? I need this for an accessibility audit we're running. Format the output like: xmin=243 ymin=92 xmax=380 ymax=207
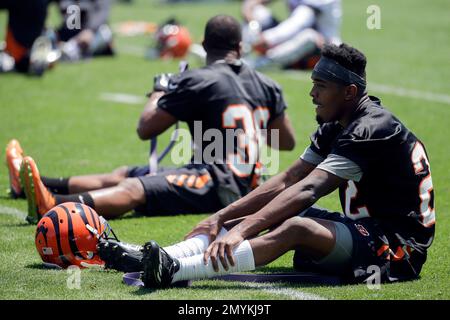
xmin=312 ymin=220 xmax=353 ymax=273
xmin=295 ymin=206 xmax=353 ymax=274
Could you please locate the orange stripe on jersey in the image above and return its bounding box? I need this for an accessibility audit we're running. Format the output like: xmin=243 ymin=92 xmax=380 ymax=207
xmin=176 ymin=174 xmax=188 ymax=186
xmin=165 ymin=174 xmax=177 ymax=184
xmin=377 ymin=244 xmax=389 ymax=257
xmin=194 ymin=174 xmax=211 ymax=189
xmin=186 ymin=175 xmax=196 ymax=188
xmin=392 ymin=246 xmax=406 ymax=261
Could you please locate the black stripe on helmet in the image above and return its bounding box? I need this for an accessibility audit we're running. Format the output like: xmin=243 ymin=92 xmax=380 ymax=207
xmin=87 ymin=206 xmax=99 ymax=231
xmin=46 ymin=209 xmax=71 ymax=266
xmin=74 ymin=202 xmax=89 ymax=225
xmin=35 ymin=222 xmax=48 ymax=245
xmin=61 ymin=205 xmax=84 ymax=260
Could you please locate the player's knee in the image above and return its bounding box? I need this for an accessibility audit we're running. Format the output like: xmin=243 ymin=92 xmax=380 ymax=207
xmin=112 ymin=165 xmax=129 ymax=178
xmin=118 ymin=178 xmax=145 ymax=205
xmin=299 ymin=28 xmax=321 ymax=42
xmin=280 ymin=216 xmax=320 ymax=244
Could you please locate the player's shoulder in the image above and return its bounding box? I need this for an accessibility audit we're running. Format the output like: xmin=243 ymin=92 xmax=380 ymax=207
xmin=249 ymin=66 xmax=283 ymax=91
xmin=169 ymin=67 xmax=215 ymax=92
xmin=172 ymin=68 xmax=206 ymax=84
xmin=343 ymin=96 xmax=406 ymax=142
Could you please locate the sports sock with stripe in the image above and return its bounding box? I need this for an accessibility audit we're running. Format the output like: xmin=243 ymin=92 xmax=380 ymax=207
xmin=41 ymin=177 xmax=70 ymax=194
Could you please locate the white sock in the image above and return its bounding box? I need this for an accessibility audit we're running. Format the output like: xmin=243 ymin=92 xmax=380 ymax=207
xmin=171 ymin=240 xmax=255 ymax=283
xmin=163 ymin=227 xmax=228 ymax=259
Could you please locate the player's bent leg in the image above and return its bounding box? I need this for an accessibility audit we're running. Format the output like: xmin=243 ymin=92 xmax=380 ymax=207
xmin=141 ymin=216 xmax=340 ymax=288
xmin=88 ymin=177 xmax=146 ymax=219
xmin=249 ymin=216 xmax=337 ymax=267
xmin=266 ymin=28 xmax=323 ymax=67
xmin=293 ymin=220 xmax=353 ymax=275
xmin=262 ymin=5 xmax=315 ymax=48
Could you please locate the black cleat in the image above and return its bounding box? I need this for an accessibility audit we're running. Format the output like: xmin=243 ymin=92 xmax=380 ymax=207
xmin=97 ymin=239 xmax=143 ymax=272
xmin=141 ymin=241 xmax=180 ymax=288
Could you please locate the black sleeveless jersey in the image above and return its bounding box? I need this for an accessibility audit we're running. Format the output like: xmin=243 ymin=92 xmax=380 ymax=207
xmin=157 ymin=61 xmax=287 ymax=196
xmin=310 ymin=96 xmax=435 ymax=266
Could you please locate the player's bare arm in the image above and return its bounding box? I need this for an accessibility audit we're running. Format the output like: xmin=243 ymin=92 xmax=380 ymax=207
xmin=136 ymin=91 xmax=177 ymax=140
xmin=186 ymin=158 xmax=316 ymax=241
xmin=204 ymin=168 xmax=345 ymax=270
xmin=266 ymin=113 xmax=296 ymax=150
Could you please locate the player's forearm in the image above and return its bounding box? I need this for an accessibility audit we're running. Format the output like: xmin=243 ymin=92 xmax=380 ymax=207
xmin=216 ymin=160 xmax=312 ymax=223
xmin=235 ymin=168 xmax=343 ymax=238
xmin=137 ymin=91 xmax=164 ymax=139
xmin=235 ymin=181 xmax=317 ymax=238
xmin=217 ymin=171 xmax=290 ymax=223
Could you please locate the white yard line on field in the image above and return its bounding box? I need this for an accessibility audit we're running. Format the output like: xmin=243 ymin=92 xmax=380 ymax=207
xmin=243 ymin=282 xmax=327 ymax=300
xmin=0 ymin=205 xmax=27 ymax=220
xmin=368 ymin=83 xmax=450 ymax=105
xmin=284 ymin=70 xmax=450 ymax=105
xmin=99 ymin=92 xmax=146 ymax=105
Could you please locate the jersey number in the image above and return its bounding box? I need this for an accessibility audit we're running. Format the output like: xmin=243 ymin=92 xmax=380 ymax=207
xmin=222 ymin=105 xmax=269 ymax=177
xmin=344 ymin=180 xmax=370 ymax=220
xmin=344 ymin=141 xmax=435 ymax=226
xmin=411 ymin=141 xmax=435 ymax=227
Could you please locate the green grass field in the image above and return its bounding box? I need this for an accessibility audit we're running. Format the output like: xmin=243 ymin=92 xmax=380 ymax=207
xmin=0 ymin=0 xmax=449 ymax=300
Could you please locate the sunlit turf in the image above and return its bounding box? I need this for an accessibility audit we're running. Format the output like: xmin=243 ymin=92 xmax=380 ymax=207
xmin=0 ymin=0 xmax=448 ymax=299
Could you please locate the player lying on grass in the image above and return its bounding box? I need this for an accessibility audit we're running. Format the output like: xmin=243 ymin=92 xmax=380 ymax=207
xmin=5 ymin=15 xmax=296 ymax=223
xmin=97 ymin=43 xmax=435 ymax=287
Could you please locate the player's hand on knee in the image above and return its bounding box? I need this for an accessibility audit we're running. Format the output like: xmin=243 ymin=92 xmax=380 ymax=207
xmin=204 ymin=231 xmax=242 ymax=272
xmin=185 ymin=215 xmax=223 ymax=243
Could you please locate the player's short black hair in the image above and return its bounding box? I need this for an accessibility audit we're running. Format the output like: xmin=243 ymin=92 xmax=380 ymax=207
xmin=321 ymin=43 xmax=367 ymax=78
xmin=203 ymin=15 xmax=241 ymax=52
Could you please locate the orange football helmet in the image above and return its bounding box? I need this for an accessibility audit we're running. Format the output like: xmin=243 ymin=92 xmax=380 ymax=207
xmin=35 ymin=202 xmax=116 ymax=268
xmin=155 ymin=21 xmax=192 ymax=59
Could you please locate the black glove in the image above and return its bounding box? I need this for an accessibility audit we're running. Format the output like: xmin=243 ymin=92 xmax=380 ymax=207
xmin=153 ymin=73 xmax=174 ymax=92
xmin=146 ymin=73 xmax=175 ymax=97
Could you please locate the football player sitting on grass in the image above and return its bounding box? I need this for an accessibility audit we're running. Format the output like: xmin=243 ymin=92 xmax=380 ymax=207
xmin=242 ymin=0 xmax=342 ymax=70
xmin=96 ymin=43 xmax=435 ymax=287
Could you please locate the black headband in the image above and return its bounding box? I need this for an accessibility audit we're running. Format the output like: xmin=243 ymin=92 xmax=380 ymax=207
xmin=312 ymin=57 xmax=366 ymax=90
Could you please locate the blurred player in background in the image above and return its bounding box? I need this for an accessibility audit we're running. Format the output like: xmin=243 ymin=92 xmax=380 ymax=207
xmin=52 ymin=0 xmax=115 ymax=61
xmin=0 ymin=0 xmax=52 ymax=75
xmin=6 ymin=15 xmax=296 ymax=223
xmin=0 ymin=0 xmax=114 ymax=75
xmin=242 ymin=0 xmax=342 ymax=69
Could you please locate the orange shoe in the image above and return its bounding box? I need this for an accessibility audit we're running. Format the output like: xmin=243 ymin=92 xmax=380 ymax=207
xmin=5 ymin=139 xmax=24 ymax=198
xmin=20 ymin=156 xmax=56 ymax=224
